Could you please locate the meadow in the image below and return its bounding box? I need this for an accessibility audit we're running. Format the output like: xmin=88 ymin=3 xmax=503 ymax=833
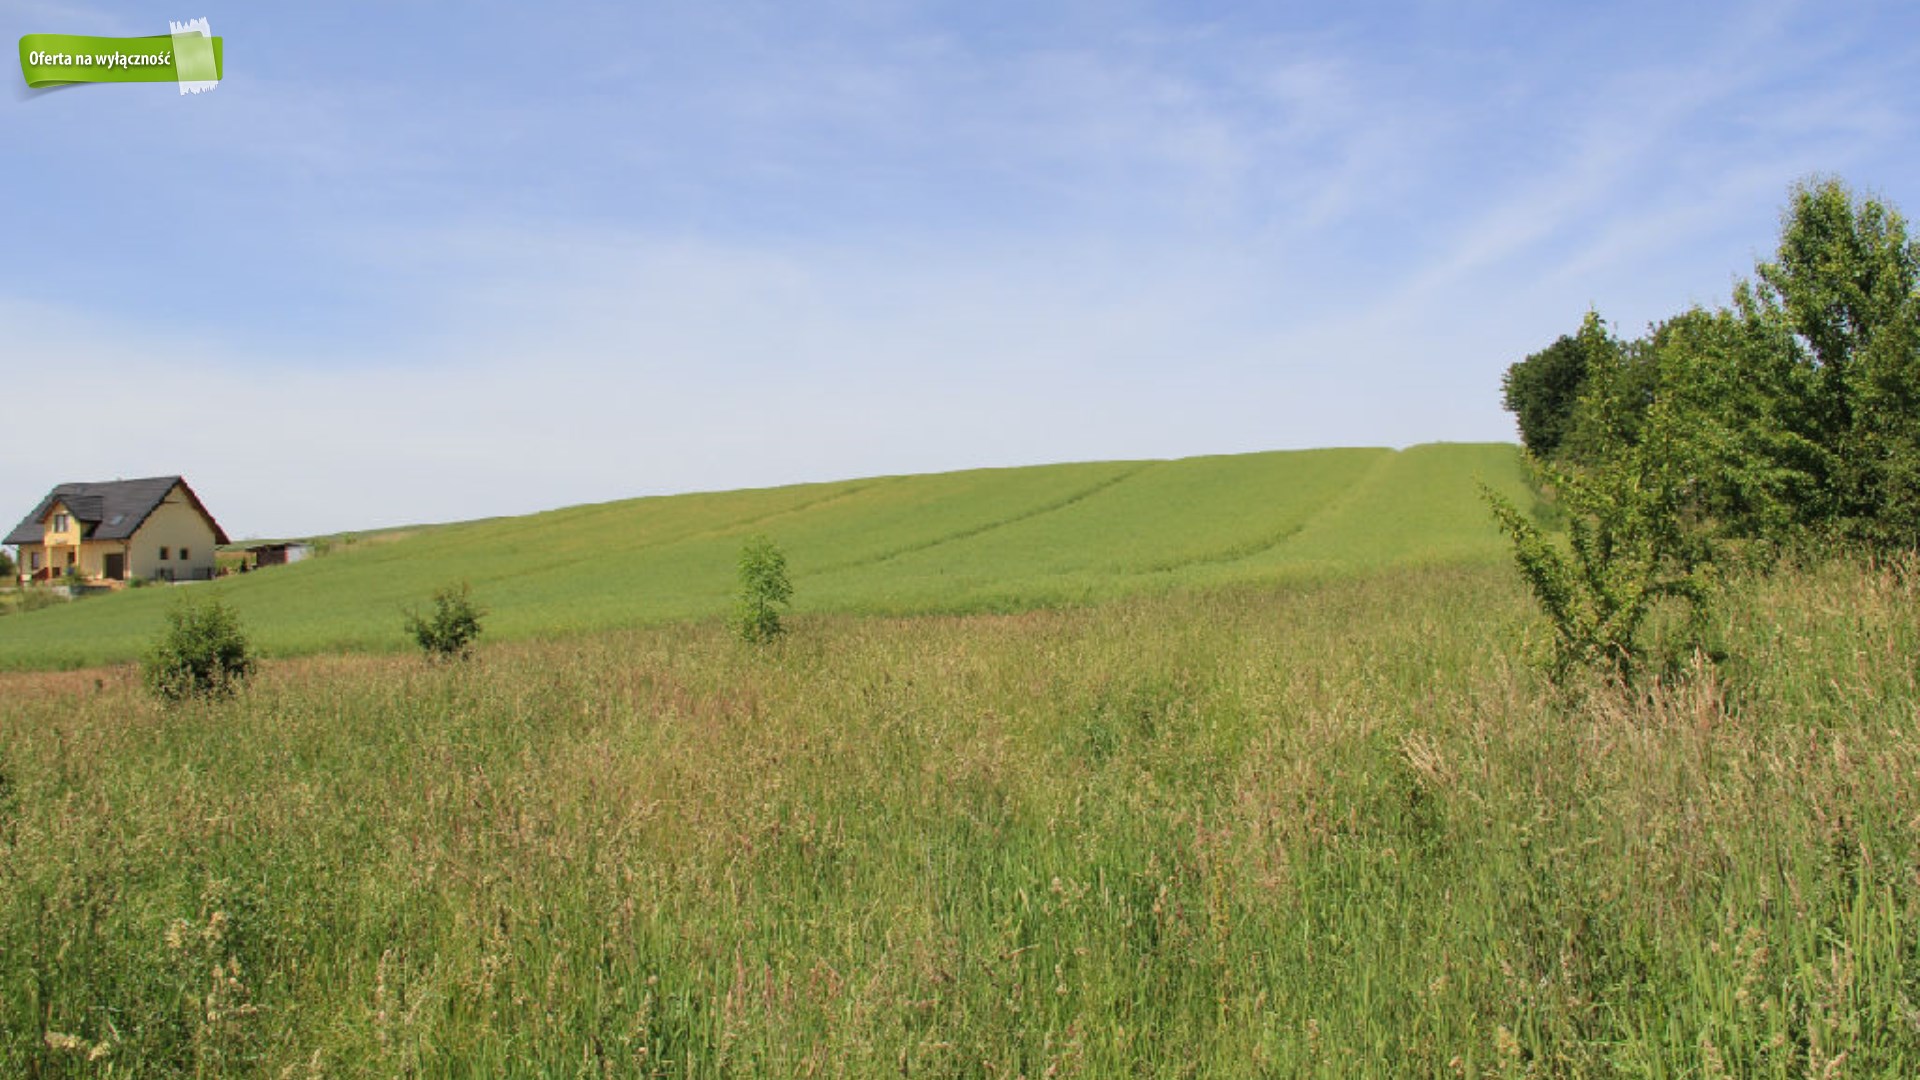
xmin=2 ymin=554 xmax=1918 ymax=1076
xmin=0 ymin=443 xmax=1531 ymax=670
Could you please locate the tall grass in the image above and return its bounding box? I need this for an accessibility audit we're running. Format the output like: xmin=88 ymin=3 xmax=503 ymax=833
xmin=2 ymin=558 xmax=1916 ymax=1075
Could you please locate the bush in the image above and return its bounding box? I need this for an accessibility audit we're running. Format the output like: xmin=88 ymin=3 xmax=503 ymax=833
xmin=733 ymin=535 xmax=792 ymax=644
xmin=143 ymin=595 xmax=255 ymax=702
xmin=405 ymin=583 xmax=485 ymax=662
xmin=1484 ymin=444 xmax=1717 ymax=686
xmin=0 ymin=588 xmax=64 ymax=617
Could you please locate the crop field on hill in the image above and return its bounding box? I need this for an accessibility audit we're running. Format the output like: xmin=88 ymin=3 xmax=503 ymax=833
xmin=0 ymin=443 xmax=1531 ymax=670
xmin=2 ymin=558 xmax=1916 ymax=1074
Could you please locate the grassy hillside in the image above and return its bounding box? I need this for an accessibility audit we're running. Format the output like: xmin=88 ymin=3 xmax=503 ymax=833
xmin=0 ymin=443 xmax=1532 ymax=670
xmin=4 ymin=558 xmax=1915 ymax=1074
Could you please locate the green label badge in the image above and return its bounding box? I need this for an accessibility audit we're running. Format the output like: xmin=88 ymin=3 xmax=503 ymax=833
xmin=19 ymin=18 xmax=224 ymax=93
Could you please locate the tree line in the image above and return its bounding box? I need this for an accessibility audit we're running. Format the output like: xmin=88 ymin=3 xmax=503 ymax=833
xmin=1491 ymin=177 xmax=1920 ymax=680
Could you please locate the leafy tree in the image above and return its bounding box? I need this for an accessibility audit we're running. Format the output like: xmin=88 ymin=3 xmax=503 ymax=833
xmin=1633 ymin=304 xmax=1826 ymax=544
xmin=143 ymin=594 xmax=255 ymax=701
xmin=0 ymin=548 xmax=12 ymax=581
xmin=1850 ymin=311 xmax=1920 ymax=548
xmin=733 ymin=535 xmax=792 ymax=644
xmin=1555 ymin=315 xmax=1658 ymax=467
xmin=1515 ymin=180 xmax=1920 ymax=552
xmin=1501 ymin=312 xmax=1610 ymax=459
xmin=1757 ymin=177 xmax=1918 ymax=385
xmin=405 ymin=583 xmax=485 ymax=662
xmin=1751 ymin=177 xmax=1920 ymax=546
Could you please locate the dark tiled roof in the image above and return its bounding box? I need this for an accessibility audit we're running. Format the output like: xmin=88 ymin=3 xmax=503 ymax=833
xmin=64 ymin=495 xmax=106 ymax=523
xmin=5 ymin=477 xmax=229 ymax=546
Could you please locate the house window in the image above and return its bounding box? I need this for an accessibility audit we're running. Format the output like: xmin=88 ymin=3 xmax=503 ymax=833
xmin=160 ymin=546 xmax=171 ymax=560
xmin=28 ymin=553 xmax=40 ymax=571
xmin=54 ymin=513 xmax=69 ymax=532
xmin=180 ymin=547 xmax=191 ymax=561
xmin=66 ymin=552 xmax=76 ymax=568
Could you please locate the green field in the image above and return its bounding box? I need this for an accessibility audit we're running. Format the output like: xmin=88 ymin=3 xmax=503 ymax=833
xmin=4 ymin=557 xmax=1916 ymax=1075
xmin=0 ymin=443 xmax=1533 ymax=670
xmin=3 ymin=440 xmax=1917 ymax=1074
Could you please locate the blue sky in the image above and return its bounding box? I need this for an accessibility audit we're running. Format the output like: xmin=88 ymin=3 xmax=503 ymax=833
xmin=5 ymin=0 xmax=1917 ymax=538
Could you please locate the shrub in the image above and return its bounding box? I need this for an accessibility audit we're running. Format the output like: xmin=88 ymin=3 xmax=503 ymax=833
xmin=1483 ymin=437 xmax=1716 ymax=686
xmin=143 ymin=594 xmax=255 ymax=702
xmin=17 ymin=588 xmax=65 ymax=614
xmin=733 ymin=535 xmax=792 ymax=644
xmin=405 ymin=583 xmax=485 ymax=662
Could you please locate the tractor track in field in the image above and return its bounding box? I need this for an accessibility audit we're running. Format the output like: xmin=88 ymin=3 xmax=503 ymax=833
xmin=1122 ymin=450 xmax=1402 ymax=577
xmin=811 ymin=463 xmax=1160 ymax=575
xmin=668 ymin=483 xmax=882 ymax=548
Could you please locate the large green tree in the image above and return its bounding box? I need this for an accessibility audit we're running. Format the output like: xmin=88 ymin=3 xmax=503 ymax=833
xmin=1751 ymin=178 xmax=1920 ymax=546
xmin=1757 ymin=178 xmax=1918 ymax=382
xmin=1500 ymin=311 xmax=1614 ymax=459
xmin=1632 ymin=304 xmax=1823 ymax=542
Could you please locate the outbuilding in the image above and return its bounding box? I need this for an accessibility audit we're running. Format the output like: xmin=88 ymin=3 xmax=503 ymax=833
xmin=243 ymin=542 xmax=311 ymax=568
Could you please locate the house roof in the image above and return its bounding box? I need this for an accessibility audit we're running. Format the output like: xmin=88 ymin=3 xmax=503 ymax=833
xmin=5 ymin=477 xmax=230 ymax=546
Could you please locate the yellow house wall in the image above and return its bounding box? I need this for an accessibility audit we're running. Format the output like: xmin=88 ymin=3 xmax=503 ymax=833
xmin=43 ymin=501 xmax=84 ymax=547
xmin=32 ymin=501 xmax=139 ymax=580
xmin=73 ymin=544 xmax=105 ymax=579
xmin=76 ymin=540 xmax=133 ymax=580
xmin=127 ymin=486 xmax=219 ymax=581
xmin=39 ymin=501 xmax=87 ymax=576
xmin=15 ymin=543 xmax=46 ymax=581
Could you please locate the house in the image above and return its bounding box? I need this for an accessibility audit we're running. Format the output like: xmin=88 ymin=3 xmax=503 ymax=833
xmin=6 ymin=476 xmax=230 ymax=584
